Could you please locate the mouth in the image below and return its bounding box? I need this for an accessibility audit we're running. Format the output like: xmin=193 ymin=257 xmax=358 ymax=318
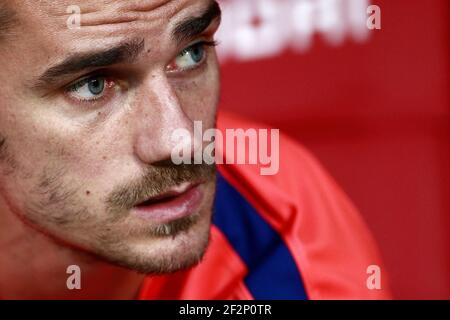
xmin=131 ymin=182 xmax=205 ymax=224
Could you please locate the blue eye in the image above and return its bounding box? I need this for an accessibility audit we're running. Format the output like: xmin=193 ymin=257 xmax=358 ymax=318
xmin=67 ymin=76 xmax=108 ymax=101
xmin=167 ymin=41 xmax=217 ymax=72
xmin=176 ymin=43 xmax=205 ymax=69
xmin=184 ymin=43 xmax=205 ymax=63
xmin=86 ymin=78 xmax=105 ymax=95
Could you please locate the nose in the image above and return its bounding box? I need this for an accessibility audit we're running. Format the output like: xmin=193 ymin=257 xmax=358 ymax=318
xmin=133 ymin=73 xmax=198 ymax=165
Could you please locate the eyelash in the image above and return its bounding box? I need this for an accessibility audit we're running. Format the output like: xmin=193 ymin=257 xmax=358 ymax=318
xmin=64 ymin=75 xmax=116 ymax=105
xmin=167 ymin=40 xmax=218 ymax=73
xmin=63 ymin=40 xmax=218 ymax=105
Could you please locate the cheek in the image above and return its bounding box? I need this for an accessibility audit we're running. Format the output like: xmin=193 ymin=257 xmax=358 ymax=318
xmin=59 ymin=139 xmax=131 ymax=196
xmin=174 ymin=70 xmax=220 ymax=128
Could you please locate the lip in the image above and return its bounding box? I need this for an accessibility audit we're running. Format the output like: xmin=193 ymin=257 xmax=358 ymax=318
xmin=131 ymin=182 xmax=204 ymax=224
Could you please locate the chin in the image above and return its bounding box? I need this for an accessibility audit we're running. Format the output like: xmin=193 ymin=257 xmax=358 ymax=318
xmin=89 ymin=205 xmax=213 ymax=275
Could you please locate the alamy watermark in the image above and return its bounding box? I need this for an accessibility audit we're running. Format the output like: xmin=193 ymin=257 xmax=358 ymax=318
xmin=66 ymin=265 xmax=81 ymax=290
xmin=171 ymin=121 xmax=280 ymax=176
xmin=367 ymin=5 xmax=381 ymax=30
xmin=366 ymin=264 xmax=382 ymax=290
xmin=66 ymin=5 xmax=81 ymax=30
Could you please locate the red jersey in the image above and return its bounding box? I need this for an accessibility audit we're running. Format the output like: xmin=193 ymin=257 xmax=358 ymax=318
xmin=138 ymin=111 xmax=392 ymax=300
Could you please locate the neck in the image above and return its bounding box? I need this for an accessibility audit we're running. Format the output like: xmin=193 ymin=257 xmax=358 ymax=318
xmin=0 ymin=206 xmax=145 ymax=300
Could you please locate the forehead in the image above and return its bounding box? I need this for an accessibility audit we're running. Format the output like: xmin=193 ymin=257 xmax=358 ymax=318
xmin=12 ymin=0 xmax=208 ymax=50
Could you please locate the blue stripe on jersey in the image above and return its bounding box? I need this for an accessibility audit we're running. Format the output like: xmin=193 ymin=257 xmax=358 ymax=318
xmin=213 ymin=173 xmax=308 ymax=300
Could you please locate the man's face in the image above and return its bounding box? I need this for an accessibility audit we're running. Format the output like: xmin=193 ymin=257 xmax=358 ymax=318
xmin=0 ymin=0 xmax=221 ymax=273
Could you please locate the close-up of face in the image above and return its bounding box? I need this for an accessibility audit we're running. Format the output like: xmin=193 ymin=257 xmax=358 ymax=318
xmin=0 ymin=0 xmax=221 ymax=275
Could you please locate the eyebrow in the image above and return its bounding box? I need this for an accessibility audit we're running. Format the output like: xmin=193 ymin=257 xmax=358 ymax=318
xmin=32 ymin=1 xmax=221 ymax=90
xmin=173 ymin=0 xmax=221 ymax=44
xmin=33 ymin=38 xmax=145 ymax=89
xmin=0 ymin=4 xmax=18 ymax=40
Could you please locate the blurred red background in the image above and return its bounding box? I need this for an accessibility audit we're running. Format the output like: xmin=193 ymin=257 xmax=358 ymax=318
xmin=217 ymin=0 xmax=449 ymax=299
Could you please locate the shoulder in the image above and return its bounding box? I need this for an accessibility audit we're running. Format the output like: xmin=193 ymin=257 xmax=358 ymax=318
xmin=216 ymin=110 xmax=392 ymax=299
